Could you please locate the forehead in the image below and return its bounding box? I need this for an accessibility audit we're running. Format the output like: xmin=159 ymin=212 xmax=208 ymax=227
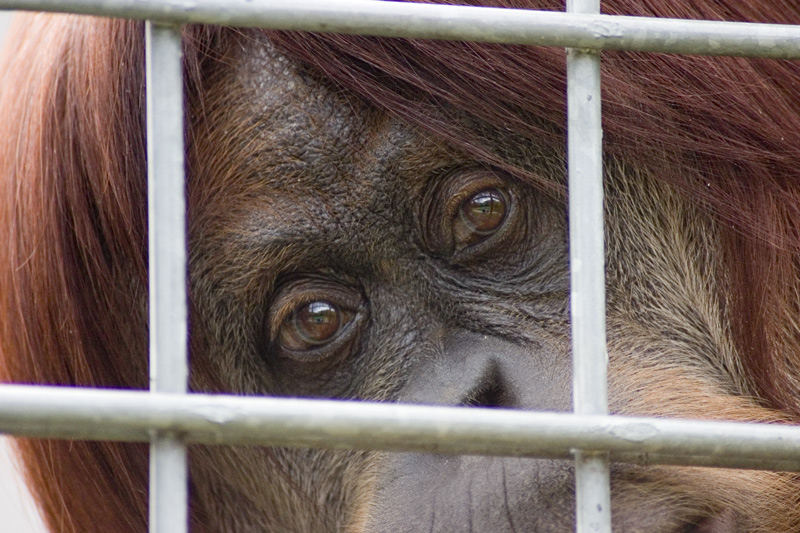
xmin=187 ymin=35 xmax=462 ymax=281
xmin=191 ymin=36 xmax=456 ymax=210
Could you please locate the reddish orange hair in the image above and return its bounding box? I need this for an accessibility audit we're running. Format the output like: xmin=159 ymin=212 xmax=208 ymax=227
xmin=0 ymin=15 xmax=150 ymax=533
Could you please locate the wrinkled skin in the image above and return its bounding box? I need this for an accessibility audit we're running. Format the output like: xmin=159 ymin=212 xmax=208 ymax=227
xmin=181 ymin=36 xmax=799 ymax=532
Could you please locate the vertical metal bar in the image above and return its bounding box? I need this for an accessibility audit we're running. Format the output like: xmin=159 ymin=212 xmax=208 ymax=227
xmin=146 ymin=21 xmax=188 ymax=533
xmin=566 ymin=0 xmax=611 ymax=531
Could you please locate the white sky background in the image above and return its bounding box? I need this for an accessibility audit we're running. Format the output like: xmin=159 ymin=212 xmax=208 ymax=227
xmin=0 ymin=436 xmax=47 ymax=532
xmin=0 ymin=10 xmax=53 ymax=533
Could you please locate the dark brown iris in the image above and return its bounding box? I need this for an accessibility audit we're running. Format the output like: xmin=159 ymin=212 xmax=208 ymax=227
xmin=461 ymin=189 xmax=507 ymax=233
xmin=280 ymin=301 xmax=341 ymax=350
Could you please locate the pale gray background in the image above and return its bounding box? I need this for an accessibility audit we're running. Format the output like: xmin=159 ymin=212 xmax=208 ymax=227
xmin=1 ymin=10 xmax=54 ymax=533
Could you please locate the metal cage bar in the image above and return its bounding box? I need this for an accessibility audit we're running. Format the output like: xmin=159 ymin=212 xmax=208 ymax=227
xmin=2 ymin=0 xmax=800 ymax=58
xmin=2 ymin=385 xmax=800 ymax=471
xmin=566 ymin=0 xmax=610 ymax=529
xmin=145 ymin=21 xmax=188 ymax=533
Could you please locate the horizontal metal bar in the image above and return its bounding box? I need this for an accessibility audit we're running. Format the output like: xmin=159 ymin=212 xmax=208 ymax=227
xmin=0 ymin=385 xmax=799 ymax=471
xmin=0 ymin=0 xmax=799 ymax=58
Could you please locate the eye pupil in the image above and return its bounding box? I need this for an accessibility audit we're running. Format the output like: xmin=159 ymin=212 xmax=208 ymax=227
xmin=462 ymin=189 xmax=506 ymax=233
xmin=294 ymin=301 xmax=340 ymax=344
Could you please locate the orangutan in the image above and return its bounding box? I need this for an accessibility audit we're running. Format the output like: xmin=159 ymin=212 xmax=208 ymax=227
xmin=1 ymin=1 xmax=799 ymax=531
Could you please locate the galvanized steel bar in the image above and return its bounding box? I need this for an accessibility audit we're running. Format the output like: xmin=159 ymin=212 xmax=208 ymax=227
xmin=146 ymin=21 xmax=188 ymax=533
xmin=566 ymin=0 xmax=610 ymax=530
xmin=0 ymin=385 xmax=800 ymax=471
xmin=1 ymin=0 xmax=800 ymax=58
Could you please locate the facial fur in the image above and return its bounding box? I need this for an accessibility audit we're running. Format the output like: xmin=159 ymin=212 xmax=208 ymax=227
xmin=183 ymin=36 xmax=800 ymax=532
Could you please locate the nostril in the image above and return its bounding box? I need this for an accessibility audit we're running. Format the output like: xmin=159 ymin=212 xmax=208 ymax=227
xmin=464 ymin=380 xmax=505 ymax=408
xmin=461 ymin=363 xmax=513 ymax=408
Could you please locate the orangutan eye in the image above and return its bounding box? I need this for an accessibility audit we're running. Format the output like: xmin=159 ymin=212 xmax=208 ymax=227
xmin=279 ymin=301 xmax=350 ymax=351
xmin=268 ymin=279 xmax=365 ymax=363
xmin=454 ymin=188 xmax=508 ymax=247
xmin=420 ymin=169 xmax=518 ymax=260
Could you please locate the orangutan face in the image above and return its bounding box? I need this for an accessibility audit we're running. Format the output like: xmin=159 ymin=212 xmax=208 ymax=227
xmin=182 ymin=36 xmax=798 ymax=532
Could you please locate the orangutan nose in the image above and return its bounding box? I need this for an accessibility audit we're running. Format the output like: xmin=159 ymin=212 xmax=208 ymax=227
xmin=398 ymin=329 xmax=572 ymax=413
